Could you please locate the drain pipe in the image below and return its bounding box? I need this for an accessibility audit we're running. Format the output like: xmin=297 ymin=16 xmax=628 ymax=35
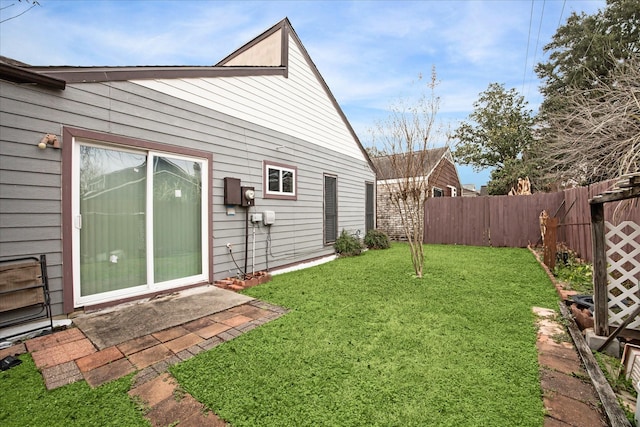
xmin=244 ymin=207 xmax=249 ymax=278
xmin=252 ymin=222 xmax=256 ymax=274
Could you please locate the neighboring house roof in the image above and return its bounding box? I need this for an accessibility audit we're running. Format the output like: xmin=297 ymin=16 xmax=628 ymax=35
xmin=372 ymin=147 xmax=452 ymax=181
xmin=0 ymin=18 xmax=375 ymax=173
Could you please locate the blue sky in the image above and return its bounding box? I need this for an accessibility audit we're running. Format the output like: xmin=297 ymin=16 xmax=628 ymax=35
xmin=0 ymin=0 xmax=605 ymax=188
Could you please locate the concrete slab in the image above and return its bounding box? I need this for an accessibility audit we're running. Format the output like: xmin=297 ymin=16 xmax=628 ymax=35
xmin=72 ymin=286 xmax=253 ymax=349
xmin=584 ymin=328 xmax=621 ymax=358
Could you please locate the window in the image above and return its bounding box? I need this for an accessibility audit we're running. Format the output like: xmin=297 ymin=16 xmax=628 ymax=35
xmin=324 ymin=175 xmax=337 ymax=244
xmin=432 ymin=187 xmax=444 ymax=197
xmin=447 ymin=185 xmax=457 ymax=197
xmin=264 ymin=161 xmax=297 ymax=200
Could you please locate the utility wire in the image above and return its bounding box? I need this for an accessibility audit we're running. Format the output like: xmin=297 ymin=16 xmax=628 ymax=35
xmin=527 ymin=0 xmax=546 ymax=98
xmin=522 ymin=0 xmax=535 ymax=93
xmin=0 ymin=2 xmax=38 ymax=24
xmin=557 ymin=0 xmax=566 ymax=28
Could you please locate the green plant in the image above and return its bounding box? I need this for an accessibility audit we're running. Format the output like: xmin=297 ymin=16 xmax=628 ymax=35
xmin=594 ymin=352 xmax=637 ymax=395
xmin=333 ymin=229 xmax=363 ymax=257
xmin=553 ymin=249 xmax=593 ymax=294
xmin=363 ymin=229 xmax=391 ymax=250
xmin=593 ymin=352 xmax=638 ymax=423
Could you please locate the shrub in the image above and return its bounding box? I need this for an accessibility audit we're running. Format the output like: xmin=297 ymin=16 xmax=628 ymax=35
xmin=553 ymin=247 xmax=593 ymax=294
xmin=334 ymin=230 xmax=363 ymax=257
xmin=364 ymin=229 xmax=391 ymax=250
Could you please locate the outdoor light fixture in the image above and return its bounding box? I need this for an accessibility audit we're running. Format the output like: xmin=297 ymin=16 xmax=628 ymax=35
xmin=38 ymin=134 xmax=60 ymax=150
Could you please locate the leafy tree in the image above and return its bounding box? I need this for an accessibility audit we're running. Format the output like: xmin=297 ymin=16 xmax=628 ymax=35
xmin=535 ymin=0 xmax=640 ymax=184
xmin=452 ymin=83 xmax=537 ymax=195
xmin=368 ymin=68 xmax=446 ymax=278
xmin=535 ymin=0 xmax=639 ymax=115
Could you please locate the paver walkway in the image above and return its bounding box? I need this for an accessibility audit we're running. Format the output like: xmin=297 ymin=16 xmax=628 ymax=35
xmin=0 ymin=299 xmax=286 ymax=426
xmin=535 ymin=307 xmax=607 ymax=427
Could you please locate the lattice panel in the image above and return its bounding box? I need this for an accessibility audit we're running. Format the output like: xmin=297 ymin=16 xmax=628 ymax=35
xmin=606 ymin=221 xmax=640 ymax=329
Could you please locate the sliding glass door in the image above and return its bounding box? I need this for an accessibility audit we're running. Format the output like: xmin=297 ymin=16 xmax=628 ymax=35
xmin=73 ymin=141 xmax=207 ymax=306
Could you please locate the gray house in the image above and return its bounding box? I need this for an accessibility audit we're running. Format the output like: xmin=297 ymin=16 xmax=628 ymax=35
xmin=0 ymin=18 xmax=376 ymax=315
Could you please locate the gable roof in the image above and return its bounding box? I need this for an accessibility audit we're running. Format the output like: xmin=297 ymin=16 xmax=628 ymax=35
xmin=0 ymin=18 xmax=375 ymax=172
xmin=372 ymin=147 xmax=451 ymax=181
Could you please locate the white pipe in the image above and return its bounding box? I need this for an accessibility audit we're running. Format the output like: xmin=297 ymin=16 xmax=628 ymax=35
xmin=252 ymin=222 xmax=256 ymax=274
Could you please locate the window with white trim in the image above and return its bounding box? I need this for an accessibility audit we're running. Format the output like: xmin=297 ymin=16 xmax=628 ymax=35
xmin=264 ymin=161 xmax=297 ymax=200
xmin=447 ymin=185 xmax=457 ymax=197
xmin=432 ymin=187 xmax=444 ymax=197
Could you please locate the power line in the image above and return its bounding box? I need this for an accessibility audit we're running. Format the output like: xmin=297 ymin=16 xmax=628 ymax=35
xmin=522 ymin=0 xmax=535 ymax=93
xmin=527 ymin=0 xmax=546 ymax=98
xmin=557 ymin=0 xmax=567 ymax=28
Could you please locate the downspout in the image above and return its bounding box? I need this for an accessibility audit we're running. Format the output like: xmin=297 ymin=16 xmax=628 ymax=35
xmin=244 ymin=207 xmax=249 ymax=278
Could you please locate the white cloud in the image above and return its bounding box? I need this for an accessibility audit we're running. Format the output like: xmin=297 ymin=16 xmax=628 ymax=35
xmin=0 ymin=0 xmax=607 ymax=187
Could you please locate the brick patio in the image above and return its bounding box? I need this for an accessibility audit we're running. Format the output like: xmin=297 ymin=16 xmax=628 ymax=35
xmin=1 ymin=299 xmax=287 ymax=426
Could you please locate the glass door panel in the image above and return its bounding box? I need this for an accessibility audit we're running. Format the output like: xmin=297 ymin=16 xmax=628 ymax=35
xmin=79 ymin=145 xmax=147 ymax=296
xmin=152 ymin=155 xmax=203 ymax=283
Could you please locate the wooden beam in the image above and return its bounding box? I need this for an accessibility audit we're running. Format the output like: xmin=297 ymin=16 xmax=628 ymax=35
xmin=591 ymin=202 xmax=608 ymax=336
xmin=589 ymin=186 xmax=640 ymax=204
xmin=543 ymin=217 xmax=558 ymax=271
xmin=559 ymin=302 xmax=632 ymax=427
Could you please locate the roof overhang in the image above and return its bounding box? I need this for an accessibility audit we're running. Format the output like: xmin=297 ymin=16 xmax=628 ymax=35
xmin=29 ymin=65 xmax=286 ymax=84
xmin=0 ymin=62 xmax=66 ymax=90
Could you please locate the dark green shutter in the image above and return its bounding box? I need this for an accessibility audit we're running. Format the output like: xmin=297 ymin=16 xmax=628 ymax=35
xmin=324 ymin=175 xmax=337 ymax=244
xmin=365 ymin=182 xmax=374 ymax=233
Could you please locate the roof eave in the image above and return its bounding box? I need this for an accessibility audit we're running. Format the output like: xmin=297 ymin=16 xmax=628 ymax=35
xmin=0 ymin=63 xmax=66 ymax=90
xmin=31 ymin=65 xmax=286 ymax=84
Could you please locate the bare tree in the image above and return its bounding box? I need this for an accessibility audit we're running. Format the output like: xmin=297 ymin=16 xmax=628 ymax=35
xmin=369 ymin=68 xmax=448 ymax=278
xmin=538 ymin=55 xmax=640 ymax=185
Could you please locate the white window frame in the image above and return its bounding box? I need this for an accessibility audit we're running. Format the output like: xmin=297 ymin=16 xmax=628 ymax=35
xmin=264 ymin=161 xmax=297 ymax=200
xmin=447 ymin=185 xmax=457 ymax=197
xmin=72 ymin=138 xmax=209 ymax=307
xmin=432 ymin=187 xmax=444 ymax=197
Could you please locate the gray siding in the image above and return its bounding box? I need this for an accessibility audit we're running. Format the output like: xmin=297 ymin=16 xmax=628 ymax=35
xmin=0 ymin=78 xmax=375 ymax=315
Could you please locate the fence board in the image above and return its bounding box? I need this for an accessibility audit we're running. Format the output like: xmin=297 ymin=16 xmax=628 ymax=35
xmin=423 ymin=179 xmax=638 ymax=262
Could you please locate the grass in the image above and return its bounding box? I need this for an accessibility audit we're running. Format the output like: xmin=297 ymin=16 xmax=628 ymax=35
xmin=171 ymin=244 xmax=559 ymax=426
xmin=0 ymin=354 xmax=148 ymax=427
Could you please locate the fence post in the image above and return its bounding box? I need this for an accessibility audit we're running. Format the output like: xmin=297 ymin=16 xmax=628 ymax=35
xmin=590 ymin=201 xmax=608 ymax=336
xmin=543 ymin=217 xmax=558 ymax=271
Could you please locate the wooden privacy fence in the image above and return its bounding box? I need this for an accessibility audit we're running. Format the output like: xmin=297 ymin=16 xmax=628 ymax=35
xmin=424 ymin=180 xmax=640 ymax=262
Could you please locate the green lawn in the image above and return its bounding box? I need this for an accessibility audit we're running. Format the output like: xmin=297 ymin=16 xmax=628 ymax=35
xmin=171 ymin=244 xmax=559 ymax=426
xmin=0 ymin=355 xmax=148 ymax=427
